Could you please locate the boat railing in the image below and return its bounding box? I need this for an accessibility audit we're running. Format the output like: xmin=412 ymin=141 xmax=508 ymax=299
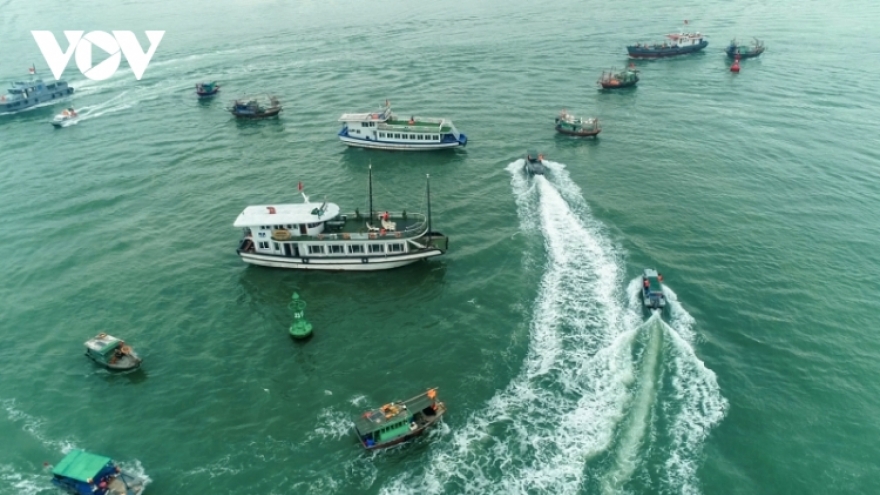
xmin=281 ymin=213 xmax=429 ymax=242
xmin=377 ymin=121 xmax=443 ymax=132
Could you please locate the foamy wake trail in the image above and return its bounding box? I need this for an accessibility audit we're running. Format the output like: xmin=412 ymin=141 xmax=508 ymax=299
xmin=379 ymin=160 xmax=639 ymax=494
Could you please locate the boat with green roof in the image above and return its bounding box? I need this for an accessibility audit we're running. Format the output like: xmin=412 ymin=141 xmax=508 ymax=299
xmin=354 ymin=388 xmax=446 ymax=450
xmin=338 ymin=100 xmax=467 ymax=150
xmin=84 ymin=333 xmax=142 ymax=371
xmin=51 ymin=449 xmax=146 ymax=495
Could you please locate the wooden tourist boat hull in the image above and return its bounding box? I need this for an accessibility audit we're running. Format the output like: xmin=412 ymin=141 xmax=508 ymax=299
xmin=237 ymin=248 xmax=445 ymax=271
xmin=338 ymin=133 xmax=467 ymax=151
xmin=359 ymin=404 xmax=447 ymax=450
xmin=726 ymin=46 xmax=765 ymax=59
xmin=627 ymin=41 xmax=708 ymax=58
xmin=555 ymin=126 xmax=601 ymax=137
xmin=231 ymin=108 xmax=281 ymax=119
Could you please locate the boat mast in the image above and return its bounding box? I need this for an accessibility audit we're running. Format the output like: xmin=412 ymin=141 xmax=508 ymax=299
xmin=426 ymin=174 xmax=432 ymax=237
xmin=368 ymin=163 xmax=374 ymax=223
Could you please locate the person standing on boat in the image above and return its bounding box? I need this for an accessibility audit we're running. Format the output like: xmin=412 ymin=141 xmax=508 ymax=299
xmin=382 ymin=211 xmax=390 ymax=221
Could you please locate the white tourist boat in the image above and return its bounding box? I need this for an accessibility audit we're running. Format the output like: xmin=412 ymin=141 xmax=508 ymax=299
xmin=233 ymin=168 xmax=448 ymax=271
xmin=337 ymin=100 xmax=467 ymax=150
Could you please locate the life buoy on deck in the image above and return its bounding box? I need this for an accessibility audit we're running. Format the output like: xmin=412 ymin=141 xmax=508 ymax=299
xmin=121 ymin=345 xmax=132 ymax=354
xmin=369 ymin=233 xmax=377 ymax=239
xmin=395 ymin=232 xmax=402 ymax=238
xmin=97 ymin=333 xmax=107 ymax=338
xmin=317 ymin=234 xmax=324 ymax=240
xmin=380 ymin=228 xmax=386 ymax=236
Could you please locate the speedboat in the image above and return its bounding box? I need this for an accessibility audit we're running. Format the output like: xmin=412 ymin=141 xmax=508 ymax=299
xmin=51 ymin=449 xmax=146 ymax=495
xmin=524 ymin=150 xmax=547 ymax=175
xmin=84 ymin=333 xmax=142 ymax=371
xmin=51 ymin=107 xmax=79 ymax=128
xmin=641 ymin=268 xmax=666 ymax=310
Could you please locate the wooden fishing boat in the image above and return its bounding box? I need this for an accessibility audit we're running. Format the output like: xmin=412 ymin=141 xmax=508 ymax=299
xmin=555 ymin=109 xmax=601 ymax=137
xmin=195 ymin=81 xmax=220 ymax=97
xmin=354 ymin=388 xmax=446 ymax=450
xmin=51 ymin=449 xmax=146 ymax=495
xmin=627 ymin=21 xmax=707 ymax=58
xmin=598 ymin=65 xmax=639 ymax=89
xmin=84 ymin=333 xmax=142 ymax=371
xmin=228 ymin=95 xmax=281 ymax=119
xmin=726 ymin=38 xmax=765 ymax=59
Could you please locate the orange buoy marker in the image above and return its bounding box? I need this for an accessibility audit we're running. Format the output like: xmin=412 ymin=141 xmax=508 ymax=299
xmin=730 ymin=54 xmax=741 ymax=73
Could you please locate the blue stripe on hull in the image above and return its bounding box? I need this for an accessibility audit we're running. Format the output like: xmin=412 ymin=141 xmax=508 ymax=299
xmin=338 ymin=129 xmax=466 ymax=150
xmin=627 ymin=41 xmax=708 ymax=58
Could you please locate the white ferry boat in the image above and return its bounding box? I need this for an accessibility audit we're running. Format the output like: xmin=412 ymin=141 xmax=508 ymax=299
xmin=337 ymin=100 xmax=467 ymax=151
xmin=233 ymin=168 xmax=448 ymax=271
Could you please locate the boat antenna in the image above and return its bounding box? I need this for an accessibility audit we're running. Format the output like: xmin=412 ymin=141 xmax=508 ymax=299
xmin=368 ymin=163 xmax=374 ymax=225
xmin=426 ymin=173 xmax=432 ymax=242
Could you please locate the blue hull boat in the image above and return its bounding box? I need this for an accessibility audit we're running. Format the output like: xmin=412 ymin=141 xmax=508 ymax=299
xmin=628 ymin=26 xmax=707 ymax=58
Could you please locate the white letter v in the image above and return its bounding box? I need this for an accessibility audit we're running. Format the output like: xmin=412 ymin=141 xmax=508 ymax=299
xmin=31 ymin=31 xmax=83 ymax=80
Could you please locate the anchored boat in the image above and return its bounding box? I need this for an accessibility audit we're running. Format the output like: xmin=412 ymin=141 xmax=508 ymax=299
xmin=195 ymin=81 xmax=220 ymax=97
xmin=627 ymin=22 xmax=708 ymax=58
xmin=337 ymin=100 xmax=467 ymax=150
xmin=726 ymin=38 xmax=765 ymax=59
xmin=233 ymin=167 xmax=448 ymax=271
xmin=228 ymin=95 xmax=281 ymax=119
xmin=598 ymin=65 xmax=640 ymax=89
xmin=524 ymin=150 xmax=547 ymax=175
xmin=555 ymin=110 xmax=601 ymax=137
xmin=51 ymin=449 xmax=146 ymax=495
xmin=51 ymin=107 xmax=79 ymax=128
xmin=84 ymin=333 xmax=142 ymax=371
xmin=641 ymin=269 xmax=667 ymax=310
xmin=354 ymin=388 xmax=446 ymax=450
xmin=0 ymin=66 xmax=74 ymax=114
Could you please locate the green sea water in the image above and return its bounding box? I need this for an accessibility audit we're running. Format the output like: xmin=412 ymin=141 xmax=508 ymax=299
xmin=2 ymin=0 xmax=880 ymax=493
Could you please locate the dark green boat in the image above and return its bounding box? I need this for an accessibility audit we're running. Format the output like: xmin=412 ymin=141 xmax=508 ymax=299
xmin=354 ymin=388 xmax=446 ymax=450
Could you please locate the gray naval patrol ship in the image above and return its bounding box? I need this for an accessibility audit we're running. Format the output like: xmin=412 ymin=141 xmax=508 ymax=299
xmin=0 ymin=66 xmax=74 ymax=114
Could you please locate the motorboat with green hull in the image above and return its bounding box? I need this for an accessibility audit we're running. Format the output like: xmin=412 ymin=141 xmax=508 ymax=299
xmin=234 ymin=167 xmax=448 ymax=271
xmin=641 ymin=268 xmax=667 ymax=310
xmin=354 ymin=388 xmax=446 ymax=450
xmin=85 ymin=333 xmax=142 ymax=371
xmin=51 ymin=449 xmax=146 ymax=495
xmin=524 ymin=149 xmax=547 ymax=175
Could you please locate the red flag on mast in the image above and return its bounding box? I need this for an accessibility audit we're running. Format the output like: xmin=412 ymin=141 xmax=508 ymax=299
xmin=298 ymin=181 xmax=303 ymax=191
xmin=684 ymin=19 xmax=689 ymax=25
xmin=28 ymin=66 xmax=35 ymax=74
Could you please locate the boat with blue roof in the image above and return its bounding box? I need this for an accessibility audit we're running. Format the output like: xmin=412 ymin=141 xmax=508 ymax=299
xmin=0 ymin=66 xmax=74 ymax=114
xmin=195 ymin=81 xmax=220 ymax=97
xmin=51 ymin=449 xmax=146 ymax=495
xmin=338 ymin=100 xmax=467 ymax=150
xmin=354 ymin=388 xmax=446 ymax=450
xmin=627 ymin=22 xmax=708 ymax=58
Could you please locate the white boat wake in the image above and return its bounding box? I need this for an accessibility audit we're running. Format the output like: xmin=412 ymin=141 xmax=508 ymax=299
xmin=378 ymin=160 xmax=726 ymax=495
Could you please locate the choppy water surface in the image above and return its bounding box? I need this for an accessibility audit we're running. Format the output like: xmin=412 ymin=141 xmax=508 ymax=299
xmin=2 ymin=0 xmax=880 ymax=493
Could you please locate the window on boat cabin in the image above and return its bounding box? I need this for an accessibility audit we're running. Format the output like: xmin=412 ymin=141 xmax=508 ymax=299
xmin=308 ymin=245 xmax=324 ymax=255
xmin=369 ymin=244 xmax=384 ymax=254
xmin=394 ymin=133 xmax=401 ymax=139
xmin=258 ymin=241 xmax=269 ymax=249
xmin=388 ymin=243 xmax=404 ymax=253
xmin=348 ymin=244 xmax=365 ymax=254
xmin=274 ymin=242 xmax=280 ymax=250
xmin=308 ymin=222 xmax=321 ymax=228
xmin=329 ymin=245 xmax=344 ymax=254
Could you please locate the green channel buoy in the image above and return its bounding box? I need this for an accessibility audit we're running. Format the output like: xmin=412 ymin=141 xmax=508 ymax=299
xmin=288 ymin=292 xmax=313 ymax=339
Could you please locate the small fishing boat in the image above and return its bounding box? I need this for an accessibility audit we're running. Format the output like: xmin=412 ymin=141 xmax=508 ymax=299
xmin=84 ymin=333 xmax=142 ymax=371
xmin=354 ymin=388 xmax=446 ymax=450
xmin=51 ymin=107 xmax=79 ymax=128
xmin=289 ymin=292 xmax=313 ymax=339
xmin=51 ymin=449 xmax=146 ymax=495
xmin=195 ymin=81 xmax=220 ymax=97
xmin=524 ymin=150 xmax=547 ymax=175
xmin=598 ymin=65 xmax=640 ymax=89
xmin=337 ymin=100 xmax=467 ymax=150
xmin=228 ymin=95 xmax=281 ymax=119
xmin=726 ymin=38 xmax=765 ymax=59
xmin=641 ymin=268 xmax=666 ymax=310
xmin=233 ymin=167 xmax=448 ymax=271
xmin=627 ymin=21 xmax=708 ymax=58
xmin=555 ymin=109 xmax=601 ymax=137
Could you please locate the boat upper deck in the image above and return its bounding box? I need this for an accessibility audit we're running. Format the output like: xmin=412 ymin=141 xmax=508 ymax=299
xmin=234 ymin=199 xmax=341 ymax=228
